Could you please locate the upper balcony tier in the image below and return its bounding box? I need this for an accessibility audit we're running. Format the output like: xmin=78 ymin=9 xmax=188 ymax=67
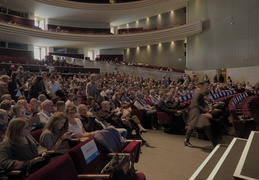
xmin=34 ymin=0 xmax=179 ymax=10
xmin=4 ymin=0 xmax=187 ymax=26
xmin=0 ymin=20 xmax=202 ymax=49
xmin=67 ymin=0 xmax=141 ymax=3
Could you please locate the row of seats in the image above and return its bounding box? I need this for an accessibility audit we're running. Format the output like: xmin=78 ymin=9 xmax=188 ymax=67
xmin=118 ymin=27 xmax=158 ymax=34
xmin=26 ymin=137 xmax=146 ymax=180
xmin=228 ymin=92 xmax=258 ymax=137
xmin=122 ymin=62 xmax=184 ymax=73
xmin=7 ymin=129 xmax=145 ymax=180
xmin=210 ymin=89 xmax=237 ymax=102
xmin=30 ymin=129 xmax=142 ymax=164
xmin=0 ymin=55 xmax=37 ymax=64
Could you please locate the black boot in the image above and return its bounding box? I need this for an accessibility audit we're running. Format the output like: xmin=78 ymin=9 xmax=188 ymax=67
xmin=203 ymin=125 xmax=218 ymax=147
xmin=184 ymin=129 xmax=194 ymax=147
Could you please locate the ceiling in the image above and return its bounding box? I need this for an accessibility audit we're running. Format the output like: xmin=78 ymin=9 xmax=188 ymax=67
xmin=0 ymin=0 xmax=189 ymax=50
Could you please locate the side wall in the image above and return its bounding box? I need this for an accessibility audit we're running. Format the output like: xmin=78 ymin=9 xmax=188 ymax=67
xmin=187 ymin=0 xmax=259 ymax=71
xmin=123 ymin=40 xmax=186 ymax=70
xmin=118 ymin=7 xmax=186 ymax=29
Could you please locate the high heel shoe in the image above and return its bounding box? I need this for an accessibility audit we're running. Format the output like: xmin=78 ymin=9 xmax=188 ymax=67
xmin=140 ymin=129 xmax=149 ymax=134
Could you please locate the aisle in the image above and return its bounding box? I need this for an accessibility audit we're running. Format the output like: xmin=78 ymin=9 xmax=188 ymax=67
xmin=134 ymin=130 xmax=233 ymax=180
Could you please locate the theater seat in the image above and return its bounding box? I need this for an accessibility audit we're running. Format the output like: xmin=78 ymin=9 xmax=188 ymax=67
xmin=30 ymin=129 xmax=43 ymax=143
xmin=26 ymin=154 xmax=79 ymax=180
xmin=68 ymin=138 xmax=146 ymax=180
xmin=94 ymin=127 xmax=142 ymax=163
xmin=131 ymin=109 xmax=146 ymax=122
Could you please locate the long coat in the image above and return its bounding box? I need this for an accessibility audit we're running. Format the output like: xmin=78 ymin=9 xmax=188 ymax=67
xmin=186 ymin=89 xmax=210 ymax=128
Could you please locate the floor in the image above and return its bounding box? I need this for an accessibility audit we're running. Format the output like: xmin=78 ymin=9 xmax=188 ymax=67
xmin=134 ymin=130 xmax=234 ymax=180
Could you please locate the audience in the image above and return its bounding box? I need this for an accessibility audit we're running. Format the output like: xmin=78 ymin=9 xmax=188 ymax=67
xmin=0 ymin=66 xmax=259 ymax=178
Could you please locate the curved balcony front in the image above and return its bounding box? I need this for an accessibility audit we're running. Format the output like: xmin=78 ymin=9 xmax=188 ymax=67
xmin=0 ymin=20 xmax=202 ymax=48
xmin=34 ymin=0 xmax=173 ymax=10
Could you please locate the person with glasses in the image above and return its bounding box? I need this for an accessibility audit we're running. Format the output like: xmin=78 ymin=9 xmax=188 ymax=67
xmin=0 ymin=118 xmax=47 ymax=176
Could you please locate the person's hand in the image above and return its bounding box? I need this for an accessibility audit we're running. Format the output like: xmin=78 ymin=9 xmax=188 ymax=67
xmin=203 ymin=113 xmax=213 ymax=119
xmin=86 ymin=111 xmax=93 ymax=117
xmin=30 ymin=156 xmax=44 ymax=163
xmin=61 ymin=131 xmax=73 ymax=140
xmin=177 ymin=110 xmax=182 ymax=114
xmin=30 ymin=113 xmax=40 ymax=124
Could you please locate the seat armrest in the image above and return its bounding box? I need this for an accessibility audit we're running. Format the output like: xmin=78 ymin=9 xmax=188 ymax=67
xmin=7 ymin=170 xmax=23 ymax=176
xmin=108 ymin=153 xmax=130 ymax=157
xmin=126 ymin=139 xmax=142 ymax=143
xmin=78 ymin=174 xmax=111 ymax=179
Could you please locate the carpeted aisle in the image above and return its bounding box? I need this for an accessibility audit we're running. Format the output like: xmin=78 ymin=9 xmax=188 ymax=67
xmin=134 ymin=130 xmax=233 ymax=180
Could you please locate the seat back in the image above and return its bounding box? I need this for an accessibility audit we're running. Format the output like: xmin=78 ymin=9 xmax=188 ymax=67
xmin=94 ymin=126 xmax=127 ymax=153
xmin=26 ymin=154 xmax=78 ymax=180
xmin=157 ymin=112 xmax=173 ymax=125
xmin=131 ymin=109 xmax=146 ymax=122
xmin=30 ymin=129 xmax=42 ymax=143
xmin=68 ymin=137 xmax=108 ymax=174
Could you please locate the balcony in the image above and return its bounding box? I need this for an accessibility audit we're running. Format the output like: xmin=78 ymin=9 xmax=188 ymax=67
xmin=0 ymin=20 xmax=202 ymax=49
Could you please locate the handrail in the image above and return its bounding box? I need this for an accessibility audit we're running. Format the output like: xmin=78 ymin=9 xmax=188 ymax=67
xmin=0 ymin=21 xmax=202 ymax=44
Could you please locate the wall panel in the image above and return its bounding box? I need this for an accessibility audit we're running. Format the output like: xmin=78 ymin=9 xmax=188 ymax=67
xmin=187 ymin=0 xmax=259 ymax=71
xmin=124 ymin=40 xmax=186 ymax=70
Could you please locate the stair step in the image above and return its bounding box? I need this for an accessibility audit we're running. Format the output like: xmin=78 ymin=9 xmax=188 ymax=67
xmin=189 ymin=144 xmax=228 ymax=180
xmin=208 ymin=138 xmax=247 ymax=180
xmin=234 ymin=131 xmax=259 ymax=179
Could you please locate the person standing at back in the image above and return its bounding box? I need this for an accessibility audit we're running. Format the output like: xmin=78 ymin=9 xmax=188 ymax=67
xmin=85 ymin=74 xmax=98 ymax=98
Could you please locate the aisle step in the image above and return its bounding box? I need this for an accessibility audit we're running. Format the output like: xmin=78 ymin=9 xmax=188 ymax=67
xmin=189 ymin=144 xmax=228 ymax=180
xmin=207 ymin=138 xmax=247 ymax=180
xmin=234 ymin=131 xmax=259 ymax=180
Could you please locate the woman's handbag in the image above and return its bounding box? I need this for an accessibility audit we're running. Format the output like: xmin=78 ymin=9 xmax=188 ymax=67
xmin=101 ymin=154 xmax=137 ymax=180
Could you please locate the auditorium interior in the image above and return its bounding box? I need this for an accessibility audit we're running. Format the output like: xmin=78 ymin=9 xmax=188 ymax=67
xmin=0 ymin=0 xmax=259 ymax=179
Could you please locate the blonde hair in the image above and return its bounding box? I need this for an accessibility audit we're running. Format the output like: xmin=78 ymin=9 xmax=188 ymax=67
xmin=43 ymin=112 xmax=68 ymax=137
xmin=5 ymin=118 xmax=30 ymax=145
xmin=65 ymin=104 xmax=77 ymax=114
xmin=30 ymin=98 xmax=40 ymax=112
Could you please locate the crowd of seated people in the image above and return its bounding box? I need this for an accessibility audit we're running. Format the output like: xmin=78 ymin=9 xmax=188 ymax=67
xmin=0 ymin=67 xmax=259 ymax=178
xmin=95 ymin=58 xmax=184 ymax=73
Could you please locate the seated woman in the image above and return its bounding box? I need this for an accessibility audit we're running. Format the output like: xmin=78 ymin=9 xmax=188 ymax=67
xmin=40 ymin=112 xmax=72 ymax=151
xmin=29 ymin=98 xmax=41 ymax=114
xmin=0 ymin=109 xmax=8 ymax=142
xmin=0 ymin=118 xmax=47 ymax=173
xmin=66 ymin=104 xmax=99 ymax=142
